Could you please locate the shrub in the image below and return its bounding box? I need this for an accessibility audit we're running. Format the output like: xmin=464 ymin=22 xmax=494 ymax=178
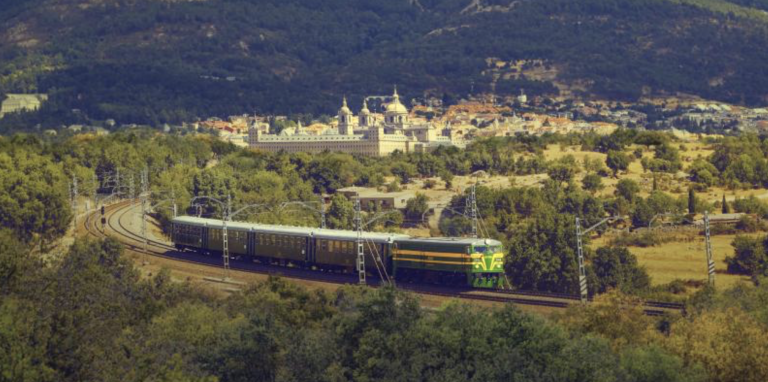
xmin=736 ymin=216 xmax=762 ymax=233
xmin=609 ymin=231 xmax=664 ymax=247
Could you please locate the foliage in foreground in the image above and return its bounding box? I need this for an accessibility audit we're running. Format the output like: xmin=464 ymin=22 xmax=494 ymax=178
xmin=3 ymin=238 xmax=768 ymax=382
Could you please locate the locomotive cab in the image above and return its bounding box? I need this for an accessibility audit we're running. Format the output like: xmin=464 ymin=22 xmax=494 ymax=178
xmin=469 ymin=239 xmax=505 ymax=288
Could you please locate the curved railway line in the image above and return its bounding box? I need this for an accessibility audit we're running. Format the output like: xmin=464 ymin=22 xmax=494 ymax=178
xmin=83 ymin=200 xmax=685 ymax=316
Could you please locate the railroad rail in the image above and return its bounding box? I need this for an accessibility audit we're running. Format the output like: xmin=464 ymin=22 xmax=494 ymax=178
xmin=82 ymin=201 xmax=685 ymax=316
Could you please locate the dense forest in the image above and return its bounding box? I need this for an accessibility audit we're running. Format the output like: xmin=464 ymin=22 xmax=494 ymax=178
xmin=3 ymin=236 xmax=767 ymax=382
xmin=1 ymin=0 xmax=768 ymax=128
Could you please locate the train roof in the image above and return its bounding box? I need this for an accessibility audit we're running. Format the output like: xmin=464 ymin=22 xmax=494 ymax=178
xmin=171 ymin=216 xmax=410 ymax=243
xmin=171 ymin=216 xmax=502 ymax=246
xmin=396 ymin=237 xmax=503 ymax=246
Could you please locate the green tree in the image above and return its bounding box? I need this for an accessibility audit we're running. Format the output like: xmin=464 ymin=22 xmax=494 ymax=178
xmin=688 ymin=188 xmax=696 ymax=214
xmin=391 ymin=162 xmax=418 ymax=184
xmin=616 ymin=179 xmax=640 ymax=204
xmin=722 ymin=195 xmax=730 ymax=214
xmin=439 ymin=171 xmax=454 ymax=189
xmin=689 ymin=159 xmax=719 ymax=188
xmin=621 ymin=345 xmax=706 ymax=382
xmin=547 ymin=161 xmax=576 ymax=184
xmin=592 ymin=246 xmax=651 ymax=294
xmin=0 ymin=230 xmax=35 ymax=296
xmin=582 ymin=173 xmax=604 ymax=193
xmin=439 ymin=215 xmax=472 ymax=237
xmin=506 ymin=212 xmax=586 ymax=294
xmin=606 ymin=150 xmax=630 ymax=177
xmin=726 ymin=235 xmax=768 ymax=283
xmin=404 ymin=193 xmax=430 ymax=221
xmin=327 ymin=194 xmax=355 ymax=229
xmin=0 ymin=299 xmax=56 ymax=382
xmin=0 ymin=149 xmax=72 ymax=245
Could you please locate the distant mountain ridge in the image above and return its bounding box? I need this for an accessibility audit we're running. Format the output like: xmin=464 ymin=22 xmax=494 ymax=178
xmin=1 ymin=0 xmax=767 ymax=128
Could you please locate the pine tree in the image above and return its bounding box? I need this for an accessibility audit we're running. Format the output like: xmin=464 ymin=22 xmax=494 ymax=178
xmin=722 ymin=194 xmax=730 ymax=214
xmin=688 ymin=187 xmax=696 ymax=214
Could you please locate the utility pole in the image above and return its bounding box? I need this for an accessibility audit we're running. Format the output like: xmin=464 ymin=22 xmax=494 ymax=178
xmin=92 ymin=172 xmax=98 ymax=205
xmin=140 ymin=168 xmax=149 ymax=264
xmin=355 ymin=198 xmax=366 ymax=285
xmin=222 ymin=194 xmax=231 ymax=279
xmin=704 ymin=211 xmax=715 ymax=287
xmin=70 ymin=175 xmax=78 ymax=232
xmin=171 ymin=189 xmax=177 ymax=218
xmin=128 ymin=174 xmax=135 ymax=203
xmin=575 ymin=217 xmax=588 ymax=304
xmin=320 ymin=194 xmax=326 ymax=229
xmin=115 ymin=168 xmax=121 ymax=199
xmin=465 ymin=184 xmax=478 ymax=238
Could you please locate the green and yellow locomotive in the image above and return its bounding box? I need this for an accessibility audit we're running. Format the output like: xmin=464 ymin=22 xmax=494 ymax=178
xmin=171 ymin=216 xmax=506 ymax=289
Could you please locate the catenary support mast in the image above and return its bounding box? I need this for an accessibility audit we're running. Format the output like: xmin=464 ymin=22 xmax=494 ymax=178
xmin=355 ymin=199 xmax=366 ymax=285
xmin=704 ymin=211 xmax=715 ymax=287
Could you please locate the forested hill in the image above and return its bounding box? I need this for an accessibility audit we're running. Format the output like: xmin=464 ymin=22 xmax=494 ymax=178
xmin=1 ymin=0 xmax=768 ymax=127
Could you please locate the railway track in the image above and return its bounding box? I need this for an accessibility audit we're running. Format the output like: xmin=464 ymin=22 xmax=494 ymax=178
xmin=83 ymin=201 xmax=685 ymax=316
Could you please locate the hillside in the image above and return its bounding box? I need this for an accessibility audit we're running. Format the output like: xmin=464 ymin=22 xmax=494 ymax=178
xmin=1 ymin=0 xmax=768 ymax=128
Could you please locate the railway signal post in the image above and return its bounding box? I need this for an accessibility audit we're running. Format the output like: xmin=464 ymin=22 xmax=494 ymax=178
xmin=575 ymin=217 xmax=588 ymax=304
xmin=704 ymin=211 xmax=715 ymax=287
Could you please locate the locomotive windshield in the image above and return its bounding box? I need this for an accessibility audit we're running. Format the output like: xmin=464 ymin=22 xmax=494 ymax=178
xmin=472 ymin=245 xmax=502 ymax=254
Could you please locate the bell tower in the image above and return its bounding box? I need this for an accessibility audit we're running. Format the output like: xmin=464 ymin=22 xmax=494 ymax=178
xmin=358 ymin=98 xmax=374 ymax=127
xmin=338 ymin=96 xmax=354 ymax=135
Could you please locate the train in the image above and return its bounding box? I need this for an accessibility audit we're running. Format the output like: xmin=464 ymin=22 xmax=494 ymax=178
xmin=171 ymin=216 xmax=506 ymax=288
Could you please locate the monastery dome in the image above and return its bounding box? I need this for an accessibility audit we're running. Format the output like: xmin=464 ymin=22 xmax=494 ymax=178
xmin=385 ymin=88 xmax=408 ymax=115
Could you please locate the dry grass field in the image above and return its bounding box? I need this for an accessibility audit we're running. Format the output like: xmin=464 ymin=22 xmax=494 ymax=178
xmin=402 ymin=137 xmax=765 ymax=292
xmin=593 ymin=232 xmax=752 ymax=289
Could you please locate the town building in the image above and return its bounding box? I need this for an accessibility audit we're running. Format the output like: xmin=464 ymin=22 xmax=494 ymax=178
xmin=336 ymin=186 xmax=416 ymax=211
xmin=248 ymin=88 xmax=463 ymax=156
xmin=0 ymin=94 xmax=48 ymax=117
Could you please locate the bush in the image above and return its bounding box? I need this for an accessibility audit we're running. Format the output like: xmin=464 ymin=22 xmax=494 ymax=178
xmin=609 ymin=231 xmax=664 ymax=247
xmin=661 ymin=279 xmax=688 ymax=295
xmin=733 ymin=196 xmax=768 ymax=217
xmin=385 ymin=180 xmax=401 ymax=192
xmin=736 ymin=216 xmax=763 ymax=233
xmin=592 ymin=246 xmax=651 ymax=294
xmin=726 ymin=235 xmax=768 ymax=276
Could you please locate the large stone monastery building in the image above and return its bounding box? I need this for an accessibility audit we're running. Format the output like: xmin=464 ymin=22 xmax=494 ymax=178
xmin=248 ymin=88 xmax=461 ymax=156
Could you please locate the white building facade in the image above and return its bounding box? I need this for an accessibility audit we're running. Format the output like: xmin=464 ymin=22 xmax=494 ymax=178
xmin=248 ymin=88 xmax=461 ymax=157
